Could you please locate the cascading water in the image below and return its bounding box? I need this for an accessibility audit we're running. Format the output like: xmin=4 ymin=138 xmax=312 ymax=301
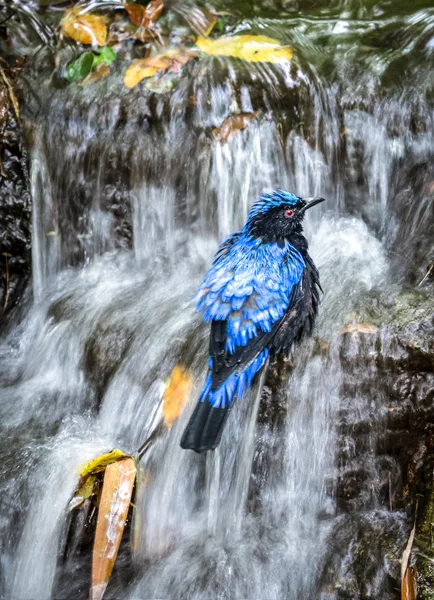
xmin=1 ymin=1 xmax=434 ymax=599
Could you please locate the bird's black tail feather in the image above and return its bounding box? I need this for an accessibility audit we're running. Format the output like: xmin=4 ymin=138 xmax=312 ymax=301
xmin=180 ymin=400 xmax=231 ymax=453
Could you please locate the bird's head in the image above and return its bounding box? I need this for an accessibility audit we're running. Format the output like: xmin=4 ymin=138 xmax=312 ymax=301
xmin=245 ymin=190 xmax=326 ymax=242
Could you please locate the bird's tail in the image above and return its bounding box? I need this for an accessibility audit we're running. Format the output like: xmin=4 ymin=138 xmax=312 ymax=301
xmin=180 ymin=398 xmax=231 ymax=453
xmin=180 ymin=349 xmax=269 ymax=453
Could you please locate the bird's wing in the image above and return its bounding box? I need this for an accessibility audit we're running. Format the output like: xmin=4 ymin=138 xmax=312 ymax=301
xmin=196 ymin=233 xmax=305 ymax=390
xmin=208 ymin=283 xmax=300 ymax=390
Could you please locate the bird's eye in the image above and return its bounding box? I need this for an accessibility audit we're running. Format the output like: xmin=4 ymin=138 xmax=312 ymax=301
xmin=285 ymin=209 xmax=295 ymax=218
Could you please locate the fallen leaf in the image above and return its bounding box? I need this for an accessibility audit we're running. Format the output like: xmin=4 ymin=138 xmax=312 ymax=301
xmin=62 ymin=8 xmax=107 ymax=46
xmin=80 ymin=449 xmax=127 ymax=478
xmin=66 ymin=47 xmax=116 ymax=83
xmin=125 ymin=0 xmax=164 ymax=28
xmin=65 ymin=52 xmax=94 ymax=82
xmin=124 ymin=56 xmax=170 ymax=87
xmin=167 ymin=50 xmax=199 ymax=73
xmin=402 ymin=566 xmax=417 ymax=600
xmin=401 ymin=509 xmax=417 ymax=594
xmin=68 ymin=474 xmax=97 ymax=511
xmin=213 ymin=110 xmax=261 ymax=142
xmin=163 ymin=365 xmax=193 ymax=428
xmin=93 ymin=46 xmax=117 ymax=67
xmin=196 ymin=35 xmax=293 ymax=63
xmin=214 ymin=15 xmax=230 ymax=33
xmin=80 ymin=63 xmax=111 ymax=85
xmin=124 ymin=49 xmax=198 ymax=89
xmin=91 ymin=458 xmax=136 ymax=600
xmin=340 ymin=323 xmax=378 ymax=334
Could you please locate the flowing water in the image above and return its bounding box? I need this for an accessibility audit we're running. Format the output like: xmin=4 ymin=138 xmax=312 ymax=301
xmin=1 ymin=1 xmax=434 ymax=598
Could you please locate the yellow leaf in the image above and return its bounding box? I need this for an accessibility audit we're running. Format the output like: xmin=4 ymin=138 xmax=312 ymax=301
xmin=163 ymin=365 xmax=193 ymax=428
xmin=79 ymin=449 xmax=127 ymax=478
xmin=91 ymin=458 xmax=136 ymax=600
xmin=68 ymin=474 xmax=97 ymax=511
xmin=124 ymin=50 xmax=198 ymax=89
xmin=62 ymin=8 xmax=107 ymax=46
xmin=196 ymin=35 xmax=293 ymax=63
xmin=124 ymin=58 xmax=168 ymax=88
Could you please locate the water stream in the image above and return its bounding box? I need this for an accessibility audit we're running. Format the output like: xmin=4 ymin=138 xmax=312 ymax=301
xmin=1 ymin=1 xmax=434 ymax=598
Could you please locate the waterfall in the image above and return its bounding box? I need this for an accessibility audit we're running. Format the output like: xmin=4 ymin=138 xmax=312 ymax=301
xmin=1 ymin=5 xmax=433 ymax=599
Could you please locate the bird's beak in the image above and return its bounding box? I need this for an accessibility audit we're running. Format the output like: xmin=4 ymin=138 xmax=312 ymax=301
xmin=301 ymin=197 xmax=326 ymax=213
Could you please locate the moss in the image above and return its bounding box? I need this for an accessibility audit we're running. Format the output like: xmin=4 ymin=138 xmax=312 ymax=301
xmin=416 ymin=430 xmax=434 ymax=599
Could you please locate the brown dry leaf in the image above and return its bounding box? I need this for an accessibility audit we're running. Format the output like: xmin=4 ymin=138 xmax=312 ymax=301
xmin=213 ymin=110 xmax=261 ymax=142
xmin=402 ymin=566 xmax=417 ymax=600
xmin=125 ymin=0 xmax=164 ymax=28
xmin=163 ymin=365 xmax=193 ymax=428
xmin=124 ymin=49 xmax=198 ymax=89
xmin=91 ymin=458 xmax=136 ymax=600
xmin=401 ymin=509 xmax=417 ymax=593
xmin=340 ymin=322 xmax=378 ymax=335
xmin=80 ymin=63 xmax=110 ymax=86
xmin=196 ymin=35 xmax=293 ymax=63
xmin=62 ymin=8 xmax=107 ymax=46
xmin=167 ymin=50 xmax=199 ymax=73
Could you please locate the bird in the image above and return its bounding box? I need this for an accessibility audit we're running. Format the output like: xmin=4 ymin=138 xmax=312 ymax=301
xmin=180 ymin=190 xmax=325 ymax=453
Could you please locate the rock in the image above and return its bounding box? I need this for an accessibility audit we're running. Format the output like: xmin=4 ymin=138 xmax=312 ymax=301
xmin=323 ymin=287 xmax=434 ymax=598
xmin=0 ymin=64 xmax=31 ymax=324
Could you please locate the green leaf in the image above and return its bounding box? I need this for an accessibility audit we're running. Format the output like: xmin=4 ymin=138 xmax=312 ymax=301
xmin=65 ymin=52 xmax=94 ymax=82
xmin=65 ymin=48 xmax=116 ymax=83
xmin=92 ymin=46 xmax=117 ymax=68
xmin=215 ymin=16 xmax=229 ymax=32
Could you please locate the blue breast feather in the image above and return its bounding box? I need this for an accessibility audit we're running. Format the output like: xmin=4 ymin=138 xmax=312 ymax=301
xmin=195 ymin=231 xmax=306 ymax=409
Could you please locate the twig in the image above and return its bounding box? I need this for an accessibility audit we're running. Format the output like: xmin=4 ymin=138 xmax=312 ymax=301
xmin=0 ymin=63 xmax=20 ymax=125
xmin=418 ymin=263 xmax=434 ymax=287
xmin=0 ymin=10 xmax=16 ymax=28
xmin=401 ymin=502 xmax=418 ymax=586
xmin=2 ymin=253 xmax=10 ymax=311
xmin=416 ymin=551 xmax=434 ymax=565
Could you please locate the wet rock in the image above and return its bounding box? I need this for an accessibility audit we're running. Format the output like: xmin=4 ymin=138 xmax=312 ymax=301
xmin=387 ymin=160 xmax=434 ymax=286
xmin=324 ymin=511 xmax=407 ymax=600
xmin=318 ymin=287 xmax=434 ymax=598
xmin=84 ymin=321 xmax=135 ymax=407
xmin=0 ymin=64 xmax=31 ymax=323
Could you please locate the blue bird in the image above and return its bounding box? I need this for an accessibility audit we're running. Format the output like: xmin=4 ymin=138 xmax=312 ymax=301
xmin=180 ymin=190 xmax=325 ymax=453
